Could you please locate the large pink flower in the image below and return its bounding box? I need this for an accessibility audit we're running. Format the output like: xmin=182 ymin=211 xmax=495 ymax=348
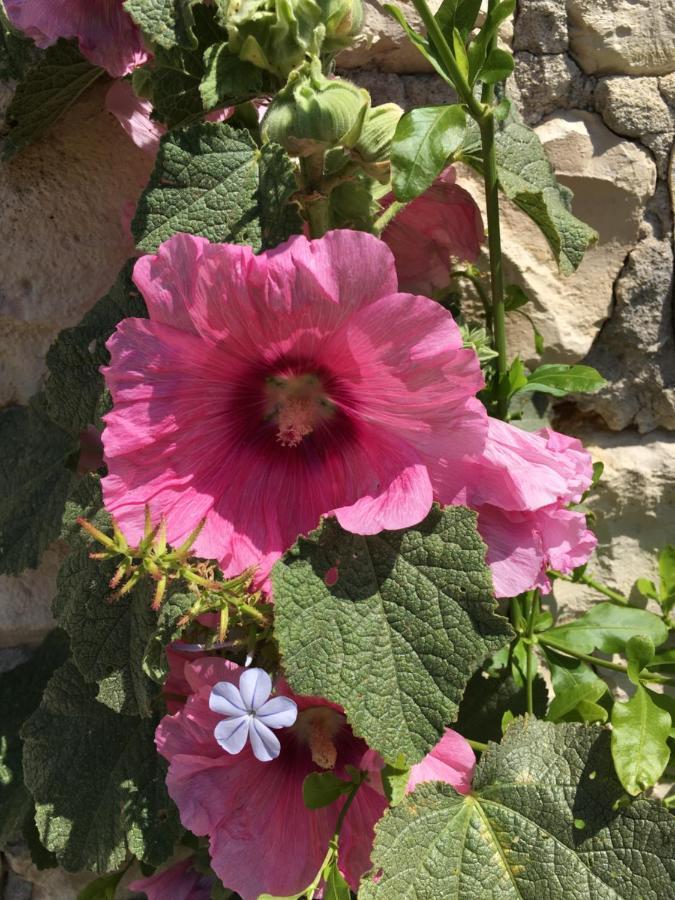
xmin=5 ymin=0 xmax=148 ymax=77
xmin=101 ymin=230 xmax=487 ymax=581
xmin=156 ymin=657 xmax=388 ymax=898
xmin=437 ymin=419 xmax=597 ymax=596
xmin=129 ymin=857 xmax=213 ymax=900
xmin=382 ymin=167 xmax=484 ymax=295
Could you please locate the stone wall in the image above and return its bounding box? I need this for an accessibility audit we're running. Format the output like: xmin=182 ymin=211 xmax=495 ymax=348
xmin=1 ymin=1 xmax=673 ymax=895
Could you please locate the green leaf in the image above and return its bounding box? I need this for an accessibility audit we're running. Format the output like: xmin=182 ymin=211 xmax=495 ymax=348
xmin=361 ymin=719 xmax=675 ymax=899
xmin=505 ymin=356 xmax=528 ymax=398
xmin=132 ymin=122 xmax=299 ymax=253
xmin=44 ymin=262 xmax=147 ymax=436
xmin=0 ymin=631 xmax=69 ymax=849
xmin=611 ymin=684 xmax=671 ymax=795
xmin=625 ymin=635 xmax=655 ymax=685
xmin=466 ymin=0 xmax=515 ymax=83
xmin=503 ymin=284 xmax=529 ymax=311
xmin=53 ymin=476 xmax=159 ymax=717
xmin=636 ymin=577 xmax=659 ymax=600
xmin=3 ymin=40 xmax=103 ymax=158
xmin=545 ymin=648 xmax=609 ymax=724
xmin=0 ymin=394 xmax=76 ymax=576
xmin=0 ymin=2 xmax=38 ymax=81
xmin=143 ymin=592 xmax=194 ymax=683
xmin=516 ymin=363 xmax=607 ymax=398
xmin=76 ymin=870 xmax=126 ymax=900
xmin=273 ymin=505 xmax=512 ymax=764
xmin=479 ymin=47 xmax=514 ymax=83
xmin=257 ymin=141 xmax=303 ymax=250
xmin=200 ymin=42 xmax=264 ymax=111
xmin=124 ymin=0 xmax=200 ymax=49
xmin=466 ymin=121 xmax=598 ymax=274
xmin=303 ymin=772 xmax=351 ymax=809
xmin=391 ymin=105 xmax=467 ymax=202
xmin=658 ymin=545 xmax=675 ymax=602
xmin=455 ymin=668 xmax=547 ymax=743
xmin=384 ymin=5 xmax=449 ymax=86
xmin=545 ymin=602 xmax=668 ymax=656
xmin=140 ymin=5 xmax=228 ymax=127
xmin=323 ymin=860 xmax=351 ymax=900
xmin=435 ymin=0 xmax=481 ymax=38
xmin=22 ymin=661 xmax=181 ymax=873
xmin=380 ymin=760 xmax=411 ymax=807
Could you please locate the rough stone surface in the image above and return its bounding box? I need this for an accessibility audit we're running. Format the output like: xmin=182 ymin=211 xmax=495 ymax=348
xmin=573 ymin=235 xmax=675 ymax=432
xmin=513 ymin=0 xmax=568 ymax=54
xmin=456 ymin=111 xmax=657 ymax=363
xmin=596 ymin=76 xmax=674 ymax=137
xmin=342 ymin=70 xmax=456 ymax=108
xmin=0 ymin=546 xmax=62 ymax=648
xmin=0 ymin=81 xmax=152 ymax=408
xmin=511 ymin=52 xmax=594 ymax=125
xmin=552 ymin=428 xmax=675 ymax=612
xmin=568 ymin=0 xmax=675 ymax=76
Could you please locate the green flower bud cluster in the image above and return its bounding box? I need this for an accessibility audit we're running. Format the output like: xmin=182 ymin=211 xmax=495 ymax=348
xmin=215 ymin=0 xmax=362 ymax=80
xmin=351 ymin=102 xmax=403 ymax=181
xmin=262 ymin=58 xmax=369 ymax=157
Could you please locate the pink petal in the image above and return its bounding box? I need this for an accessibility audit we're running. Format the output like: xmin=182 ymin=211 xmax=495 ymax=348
xmin=5 ymin=0 xmax=149 ymax=77
xmin=407 ymin=728 xmax=476 ymax=795
xmin=129 ymin=857 xmax=212 ymax=900
xmin=106 ymin=80 xmax=165 ymax=154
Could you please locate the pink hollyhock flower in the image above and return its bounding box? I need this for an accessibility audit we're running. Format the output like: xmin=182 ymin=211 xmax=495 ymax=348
xmin=156 ymin=657 xmax=389 ymax=898
xmin=381 ymin=167 xmax=484 ymax=295
xmin=101 ymin=230 xmax=487 ymax=582
xmin=438 ymin=419 xmax=597 ymax=597
xmin=129 ymin=857 xmax=213 ymax=900
xmin=5 ymin=0 xmax=149 ymax=77
xmin=106 ymin=81 xmax=236 ymax=156
xmin=406 ymin=728 xmax=476 ymax=795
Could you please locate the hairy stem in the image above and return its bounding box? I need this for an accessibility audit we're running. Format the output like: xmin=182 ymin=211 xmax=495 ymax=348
xmin=467 ymin=738 xmax=489 ymax=753
xmin=556 ymin=572 xmax=629 ymax=605
xmin=539 ymin=636 xmax=675 ymax=686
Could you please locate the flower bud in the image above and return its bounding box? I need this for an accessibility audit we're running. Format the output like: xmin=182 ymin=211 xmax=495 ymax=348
xmin=351 ymin=102 xmax=403 ymax=181
xmin=317 ymin=0 xmax=363 ymax=53
xmin=261 ymin=59 xmax=370 ymax=157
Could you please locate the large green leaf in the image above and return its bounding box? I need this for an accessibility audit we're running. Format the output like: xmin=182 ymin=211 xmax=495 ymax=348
xmin=464 ymin=121 xmax=597 ymax=274
xmin=611 ymin=685 xmax=671 ymax=796
xmin=3 ymin=40 xmax=103 ymax=158
xmin=361 ymin=719 xmax=675 ymax=899
xmin=0 ymin=630 xmax=69 ymax=849
xmin=44 ymin=262 xmax=147 ymax=437
xmin=273 ymin=505 xmax=512 ymax=764
xmin=390 ymin=105 xmax=467 ymax=202
xmin=132 ymin=122 xmax=300 ymax=253
xmin=455 ymin=668 xmax=547 ymax=743
xmin=124 ymin=0 xmax=200 ymax=49
xmin=0 ymin=394 xmax=77 ymax=575
xmin=22 ymin=661 xmax=181 ymax=873
xmin=545 ymin=648 xmax=609 ymax=724
xmin=200 ymin=42 xmax=264 ymax=111
xmin=515 ymin=363 xmax=606 ymax=398
xmin=544 ymin=602 xmax=668 ymax=656
xmin=54 ymin=476 xmax=159 ymax=718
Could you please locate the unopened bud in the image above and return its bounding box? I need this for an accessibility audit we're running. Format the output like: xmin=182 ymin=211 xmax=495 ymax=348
xmin=261 ymin=58 xmax=369 ymax=157
xmin=351 ymin=102 xmax=403 ymax=181
xmin=318 ymin=0 xmax=363 ymax=53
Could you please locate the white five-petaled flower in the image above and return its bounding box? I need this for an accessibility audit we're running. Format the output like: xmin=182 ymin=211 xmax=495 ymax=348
xmin=209 ymin=668 xmax=298 ymax=763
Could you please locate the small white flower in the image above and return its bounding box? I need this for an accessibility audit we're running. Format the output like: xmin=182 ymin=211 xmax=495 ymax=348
xmin=209 ymin=668 xmax=298 ymax=763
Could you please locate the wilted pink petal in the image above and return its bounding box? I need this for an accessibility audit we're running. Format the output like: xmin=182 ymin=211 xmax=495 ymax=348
xmin=5 ymin=0 xmax=149 ymax=77
xmin=382 ymin=167 xmax=484 ymax=295
xmin=156 ymin=658 xmax=387 ymax=899
xmin=129 ymin=857 xmax=213 ymax=900
xmin=407 ymin=729 xmax=476 ymax=795
xmin=101 ymin=230 xmax=487 ymax=583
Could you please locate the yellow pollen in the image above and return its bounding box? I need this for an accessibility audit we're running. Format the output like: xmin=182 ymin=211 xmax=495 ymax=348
xmin=308 ymin=718 xmax=338 ymax=770
xmin=265 ymin=373 xmax=335 ymax=448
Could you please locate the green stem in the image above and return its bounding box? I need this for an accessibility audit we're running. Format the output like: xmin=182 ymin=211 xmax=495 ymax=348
xmin=524 ymin=591 xmax=539 ymax=715
xmin=467 ymin=738 xmax=489 ymax=753
xmin=479 ymin=109 xmax=508 ymax=418
xmin=539 ymin=636 xmax=675 ymax=686
xmin=373 ymin=199 xmax=406 ymax=235
xmin=409 ymin=0 xmax=484 ymax=119
xmin=480 ymin=0 xmax=498 ymax=105
xmin=555 ymin=572 xmax=629 ymax=604
xmin=454 ymin=269 xmax=493 ymax=332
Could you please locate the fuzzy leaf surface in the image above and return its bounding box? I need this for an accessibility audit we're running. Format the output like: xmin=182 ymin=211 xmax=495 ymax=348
xmin=361 ymin=719 xmax=675 ymax=899
xmin=44 ymin=262 xmax=147 ymax=436
xmin=0 ymin=631 xmax=69 ymax=848
xmin=124 ymin=0 xmax=200 ymax=49
xmin=132 ymin=122 xmax=299 ymax=252
xmin=22 ymin=661 xmax=181 ymax=873
xmin=273 ymin=505 xmax=512 ymax=764
xmin=0 ymin=395 xmax=76 ymax=575
xmin=54 ymin=477 xmax=158 ymax=717
xmin=0 ymin=2 xmax=38 ymax=80
xmin=3 ymin=40 xmax=102 ymax=158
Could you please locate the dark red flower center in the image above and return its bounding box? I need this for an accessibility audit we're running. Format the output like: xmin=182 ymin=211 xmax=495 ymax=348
xmin=264 ymin=373 xmax=336 ymax=447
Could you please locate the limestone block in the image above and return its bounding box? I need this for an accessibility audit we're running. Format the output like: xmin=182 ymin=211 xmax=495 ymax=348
xmin=596 ymin=76 xmax=674 ymax=138
xmin=568 ymin=0 xmax=675 ymax=76
xmin=511 ymin=52 xmax=593 ymax=125
xmin=456 ymin=111 xmax=657 ymax=363
xmin=553 ymin=429 xmax=675 ymax=613
xmin=0 ymin=81 xmax=153 ymax=407
xmin=513 ymin=0 xmax=568 ymax=54
xmin=0 ymin=545 xmax=63 ymax=648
